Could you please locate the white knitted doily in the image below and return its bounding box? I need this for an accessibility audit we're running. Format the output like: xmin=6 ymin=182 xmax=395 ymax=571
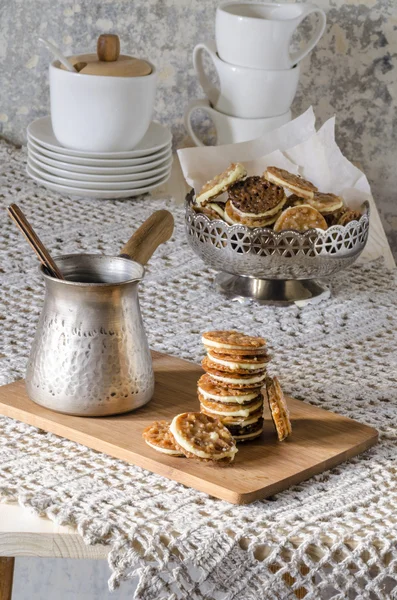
xmin=0 ymin=140 xmax=396 ymax=600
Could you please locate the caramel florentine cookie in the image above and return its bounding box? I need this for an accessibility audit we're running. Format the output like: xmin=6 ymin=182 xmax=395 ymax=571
xmin=265 ymin=377 xmax=292 ymax=442
xmin=305 ymin=192 xmax=344 ymax=215
xmin=202 ymin=330 xmax=266 ymax=351
xmin=264 ymin=167 xmax=318 ymax=200
xmin=224 ymin=200 xmax=281 ymax=228
xmin=169 ymin=412 xmax=238 ymax=463
xmin=202 ymin=358 xmax=267 ymax=388
xmin=273 ymin=204 xmax=328 ymax=233
xmin=202 ymin=408 xmax=264 ymax=426
xmin=228 ymin=176 xmax=286 ymax=219
xmin=337 ymin=209 xmax=362 ymax=226
xmin=324 ymin=206 xmax=347 ymax=227
xmin=207 ymin=350 xmax=270 ymax=372
xmin=199 ymin=394 xmax=263 ymax=418
xmin=193 ymin=202 xmax=225 ymax=220
xmin=195 ymin=163 xmax=247 ymax=207
xmin=227 ymin=418 xmax=264 ymax=437
xmin=142 ymin=420 xmax=184 ymax=456
xmin=198 ymin=373 xmax=262 ymax=403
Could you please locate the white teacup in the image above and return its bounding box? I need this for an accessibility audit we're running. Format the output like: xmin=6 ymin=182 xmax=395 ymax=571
xmin=216 ymin=2 xmax=326 ymax=70
xmin=184 ymin=99 xmax=291 ymax=146
xmin=193 ymin=41 xmax=300 ymax=119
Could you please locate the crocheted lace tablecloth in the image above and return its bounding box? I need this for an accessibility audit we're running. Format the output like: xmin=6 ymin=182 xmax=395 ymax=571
xmin=0 ymin=141 xmax=397 ymax=600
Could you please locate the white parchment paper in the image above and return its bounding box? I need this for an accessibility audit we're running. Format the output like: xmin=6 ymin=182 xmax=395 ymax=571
xmin=177 ymin=108 xmax=390 ymax=265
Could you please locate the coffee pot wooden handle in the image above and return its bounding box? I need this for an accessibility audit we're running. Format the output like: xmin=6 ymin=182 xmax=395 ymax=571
xmin=97 ymin=34 xmax=120 ymax=62
xmin=120 ymin=210 xmax=174 ymax=266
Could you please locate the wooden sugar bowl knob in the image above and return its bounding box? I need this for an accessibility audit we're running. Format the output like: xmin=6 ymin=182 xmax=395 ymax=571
xmin=65 ymin=34 xmax=152 ymax=77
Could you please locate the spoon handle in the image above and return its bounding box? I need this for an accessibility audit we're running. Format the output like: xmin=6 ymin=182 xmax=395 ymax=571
xmin=7 ymin=204 xmax=64 ymax=279
xmin=38 ymin=37 xmax=77 ymax=73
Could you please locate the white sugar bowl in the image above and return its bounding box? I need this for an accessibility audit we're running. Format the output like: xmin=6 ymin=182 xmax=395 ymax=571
xmin=49 ymin=34 xmax=157 ymax=152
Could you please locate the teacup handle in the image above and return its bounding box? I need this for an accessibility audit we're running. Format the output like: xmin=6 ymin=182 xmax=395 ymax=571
xmin=193 ymin=42 xmax=220 ymax=107
xmin=290 ymin=6 xmax=327 ymax=65
xmin=184 ymin=99 xmax=214 ymax=147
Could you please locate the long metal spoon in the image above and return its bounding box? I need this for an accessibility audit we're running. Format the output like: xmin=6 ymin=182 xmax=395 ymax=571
xmin=38 ymin=37 xmax=77 ymax=73
xmin=7 ymin=204 xmax=64 ymax=279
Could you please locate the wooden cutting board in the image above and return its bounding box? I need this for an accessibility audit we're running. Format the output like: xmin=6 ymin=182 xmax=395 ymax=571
xmin=0 ymin=351 xmax=378 ymax=504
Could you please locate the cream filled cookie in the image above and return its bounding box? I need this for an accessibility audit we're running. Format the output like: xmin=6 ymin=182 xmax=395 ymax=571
xmin=264 ymin=167 xmax=317 ymax=200
xmin=206 ymin=351 xmax=270 ymax=373
xmin=273 ymin=204 xmax=327 ymax=233
xmin=142 ymin=420 xmax=184 ymax=456
xmin=199 ymin=395 xmax=263 ymax=418
xmin=265 ymin=376 xmax=292 ymax=442
xmin=227 ymin=176 xmax=286 ymax=221
xmin=202 ymin=358 xmax=267 ymax=388
xmin=202 ymin=330 xmax=266 ymax=351
xmin=224 ymin=201 xmax=281 ymax=228
xmin=169 ymin=412 xmax=237 ymax=463
xmin=193 ymin=202 xmax=225 ymax=220
xmin=305 ymin=192 xmax=344 ymax=215
xmin=198 ymin=374 xmax=262 ymax=404
xmin=195 ymin=163 xmax=247 ymax=207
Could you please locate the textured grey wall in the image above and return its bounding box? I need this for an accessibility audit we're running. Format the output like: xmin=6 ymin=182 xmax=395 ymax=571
xmin=0 ymin=0 xmax=396 ymax=257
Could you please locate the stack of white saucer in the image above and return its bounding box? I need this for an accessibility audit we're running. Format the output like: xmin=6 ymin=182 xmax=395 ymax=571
xmin=185 ymin=2 xmax=326 ymax=146
xmin=26 ymin=117 xmax=173 ymax=199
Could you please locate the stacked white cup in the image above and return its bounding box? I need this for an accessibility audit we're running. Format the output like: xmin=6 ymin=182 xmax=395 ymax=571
xmin=185 ymin=2 xmax=326 ymax=146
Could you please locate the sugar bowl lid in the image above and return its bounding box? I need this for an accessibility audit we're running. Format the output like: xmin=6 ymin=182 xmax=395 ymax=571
xmin=65 ymin=34 xmax=152 ymax=77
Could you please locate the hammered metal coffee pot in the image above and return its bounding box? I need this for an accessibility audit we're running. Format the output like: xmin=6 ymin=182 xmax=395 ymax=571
xmin=26 ymin=210 xmax=174 ymax=416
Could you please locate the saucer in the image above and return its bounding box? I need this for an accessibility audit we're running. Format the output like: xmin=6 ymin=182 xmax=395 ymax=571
xmin=28 ymin=117 xmax=173 ymax=158
xmin=26 ymin=165 xmax=171 ymax=199
xmin=27 ymin=158 xmax=172 ymax=190
xmin=28 ymin=138 xmax=172 ymax=167
xmin=27 ymin=144 xmax=173 ymax=174
xmin=28 ymin=150 xmax=172 ymax=182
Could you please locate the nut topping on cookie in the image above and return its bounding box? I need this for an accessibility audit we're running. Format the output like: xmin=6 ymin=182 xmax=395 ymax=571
xmin=264 ymin=167 xmax=317 ymax=200
xmin=273 ymin=204 xmax=327 ymax=232
xmin=142 ymin=420 xmax=184 ymax=456
xmin=170 ymin=412 xmax=238 ymax=462
xmin=195 ymin=162 xmax=247 ymax=207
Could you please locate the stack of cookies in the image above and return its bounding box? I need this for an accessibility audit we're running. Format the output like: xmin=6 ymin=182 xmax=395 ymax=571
xmin=199 ymin=330 xmax=270 ymax=442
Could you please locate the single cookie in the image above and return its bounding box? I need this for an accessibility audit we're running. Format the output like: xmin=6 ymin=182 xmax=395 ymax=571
xmin=265 ymin=377 xmax=292 ymax=441
xmin=198 ymin=373 xmax=262 ymax=404
xmin=142 ymin=420 xmax=184 ymax=456
xmin=228 ymin=176 xmax=286 ymax=219
xmin=193 ymin=202 xmax=225 ymax=220
xmin=273 ymin=204 xmax=328 ymax=232
xmin=202 ymin=358 xmax=267 ymax=388
xmin=207 ymin=350 xmax=270 ymax=373
xmin=195 ymin=163 xmax=247 ymax=207
xmin=324 ymin=206 xmax=347 ymax=227
xmin=201 ymin=408 xmax=264 ymax=426
xmin=337 ymin=209 xmax=362 ymax=226
xmin=227 ymin=418 xmax=264 ymax=438
xmin=199 ymin=394 xmax=263 ymax=418
xmin=202 ymin=330 xmax=266 ymax=351
xmin=169 ymin=412 xmax=238 ymax=463
xmin=264 ymin=167 xmax=317 ymax=200
xmin=233 ymin=427 xmax=264 ymax=442
xmin=305 ymin=192 xmax=344 ymax=215
xmin=224 ymin=200 xmax=281 ymax=228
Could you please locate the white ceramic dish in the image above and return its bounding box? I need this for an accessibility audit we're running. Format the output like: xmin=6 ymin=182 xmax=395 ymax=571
xmin=193 ymin=41 xmax=300 ymax=119
xmin=28 ymin=117 xmax=172 ymax=158
xmin=27 ymin=138 xmax=172 ymax=167
xmin=28 ymin=153 xmax=173 ymax=182
xmin=50 ymin=59 xmax=157 ymax=152
xmin=27 ymin=144 xmax=173 ymax=174
xmin=26 ymin=165 xmax=171 ymax=199
xmin=216 ymin=2 xmax=326 ymax=70
xmin=184 ymin=99 xmax=291 ymax=146
xmin=27 ymin=158 xmax=171 ymax=190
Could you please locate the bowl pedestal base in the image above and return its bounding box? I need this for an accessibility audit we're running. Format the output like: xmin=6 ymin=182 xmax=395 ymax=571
xmin=215 ymin=273 xmax=331 ymax=306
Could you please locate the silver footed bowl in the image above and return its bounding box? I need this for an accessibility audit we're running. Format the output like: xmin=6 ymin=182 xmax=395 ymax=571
xmin=185 ymin=190 xmax=370 ymax=281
